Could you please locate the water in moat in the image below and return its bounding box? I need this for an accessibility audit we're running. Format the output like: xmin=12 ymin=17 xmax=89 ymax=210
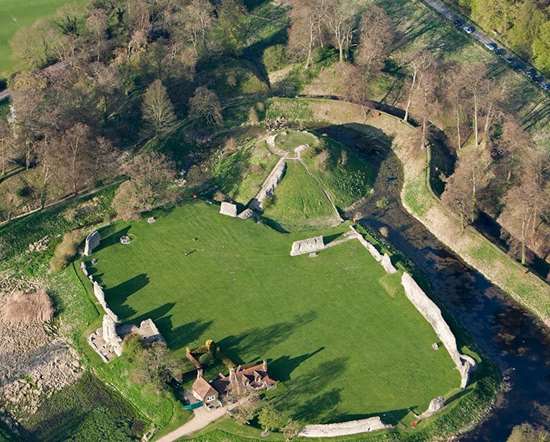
xmin=321 ymin=124 xmax=550 ymax=442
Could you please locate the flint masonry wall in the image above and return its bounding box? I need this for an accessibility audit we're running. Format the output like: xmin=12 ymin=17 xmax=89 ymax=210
xmin=249 ymin=157 xmax=286 ymax=210
xmin=401 ymin=272 xmax=474 ymax=388
xmin=350 ymin=226 xmax=472 ymax=388
xmin=299 ymin=417 xmax=390 ymax=438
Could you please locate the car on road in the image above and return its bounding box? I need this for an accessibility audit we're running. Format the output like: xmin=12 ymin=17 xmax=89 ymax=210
xmin=495 ymin=47 xmax=506 ymax=56
xmin=463 ymin=25 xmax=475 ymax=33
xmin=484 ymin=42 xmax=498 ymax=51
xmin=454 ymin=18 xmax=464 ymax=28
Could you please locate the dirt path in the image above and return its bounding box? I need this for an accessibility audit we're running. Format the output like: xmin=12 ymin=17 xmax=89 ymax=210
xmin=155 ymin=405 xmax=230 ymax=442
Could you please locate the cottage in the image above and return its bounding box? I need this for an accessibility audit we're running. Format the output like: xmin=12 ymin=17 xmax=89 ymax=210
xmin=192 ymin=370 xmax=221 ymax=408
xmin=213 ymin=360 xmax=276 ymax=399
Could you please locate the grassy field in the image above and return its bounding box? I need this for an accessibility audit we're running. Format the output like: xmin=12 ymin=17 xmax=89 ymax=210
xmin=263 ymin=160 xmax=339 ymax=231
xmin=89 ymin=201 xmax=459 ymax=424
xmin=0 ymin=0 xmax=84 ymax=77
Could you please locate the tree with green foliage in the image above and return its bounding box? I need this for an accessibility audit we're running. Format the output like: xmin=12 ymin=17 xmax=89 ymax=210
xmin=532 ymin=21 xmax=550 ymax=74
xmin=142 ymin=80 xmax=178 ymax=139
xmin=258 ymin=405 xmax=287 ymax=435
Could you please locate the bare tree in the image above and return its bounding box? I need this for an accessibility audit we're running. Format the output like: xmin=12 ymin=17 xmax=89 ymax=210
xmin=356 ymin=6 xmax=394 ymax=76
xmin=0 ymin=122 xmax=13 ymax=176
xmin=499 ymin=151 xmax=549 ymax=265
xmin=288 ymin=0 xmax=324 ymax=69
xmin=51 ymin=123 xmax=96 ymax=195
xmin=86 ymin=9 xmax=109 ymax=62
xmin=325 ymin=0 xmax=361 ymax=63
xmin=183 ymin=0 xmax=214 ymax=57
xmin=112 ymin=151 xmax=178 ymax=220
xmin=402 ymin=52 xmax=433 ymax=124
xmin=142 ymin=79 xmax=178 ymax=138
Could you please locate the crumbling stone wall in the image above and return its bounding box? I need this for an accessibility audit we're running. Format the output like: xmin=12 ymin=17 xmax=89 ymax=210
xmin=290 ymin=236 xmax=325 ymax=256
xmin=249 ymin=157 xmax=286 ymax=210
xmin=84 ymin=231 xmax=101 ymax=256
xmin=401 ymin=272 xmax=474 ymax=388
xmin=299 ymin=416 xmax=391 ymax=438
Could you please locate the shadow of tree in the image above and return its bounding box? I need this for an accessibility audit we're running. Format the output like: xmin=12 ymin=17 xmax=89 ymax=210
xmin=270 ymin=347 xmax=324 ymax=382
xmin=155 ymin=316 xmax=213 ymax=351
xmin=104 ymin=273 xmax=150 ymax=320
xmin=219 ymin=311 xmax=317 ymax=364
xmin=271 ymin=357 xmax=348 ymax=423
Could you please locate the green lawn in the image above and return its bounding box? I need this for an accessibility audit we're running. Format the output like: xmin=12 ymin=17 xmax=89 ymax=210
xmin=0 ymin=0 xmax=84 ymax=76
xmin=263 ymin=160 xmax=339 ymax=231
xmin=275 ymin=130 xmax=319 ymax=152
xmin=90 ymin=202 xmax=459 ymax=425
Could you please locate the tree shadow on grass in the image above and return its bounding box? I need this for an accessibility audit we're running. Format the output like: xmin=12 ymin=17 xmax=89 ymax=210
xmin=219 ymin=311 xmax=317 ymax=364
xmin=155 ymin=315 xmax=213 ymax=351
xmin=104 ymin=274 xmax=150 ymax=320
xmin=270 ymin=347 xmax=325 ymax=382
xmin=272 ymin=357 xmax=348 ymax=423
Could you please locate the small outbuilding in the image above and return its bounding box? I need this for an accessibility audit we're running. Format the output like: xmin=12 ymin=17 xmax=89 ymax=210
xmin=192 ymin=370 xmax=222 ymax=408
xmin=219 ymin=202 xmax=238 ymax=217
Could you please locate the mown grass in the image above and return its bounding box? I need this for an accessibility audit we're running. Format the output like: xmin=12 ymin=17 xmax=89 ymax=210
xmin=263 ymin=160 xmax=339 ymax=231
xmin=90 ymin=201 xmax=460 ymax=425
xmin=0 ymin=0 xmax=85 ymax=77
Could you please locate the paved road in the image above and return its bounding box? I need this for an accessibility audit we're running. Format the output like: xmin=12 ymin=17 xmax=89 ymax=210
xmin=421 ymin=0 xmax=548 ymax=90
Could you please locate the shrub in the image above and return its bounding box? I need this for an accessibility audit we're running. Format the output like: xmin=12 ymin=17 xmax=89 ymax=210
xmin=263 ymin=44 xmax=288 ymax=72
xmin=198 ymin=352 xmax=214 ymax=366
xmin=49 ymin=229 xmax=83 ymax=272
xmin=248 ymin=106 xmax=260 ymax=125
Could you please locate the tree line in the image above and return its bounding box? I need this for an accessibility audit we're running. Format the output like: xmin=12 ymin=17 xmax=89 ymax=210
xmin=453 ymin=0 xmax=550 ymax=75
xmin=0 ymin=0 xmax=245 ymax=220
xmin=286 ymin=0 xmax=549 ymax=268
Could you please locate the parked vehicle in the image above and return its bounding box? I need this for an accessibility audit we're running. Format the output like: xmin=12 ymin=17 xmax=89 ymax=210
xmin=495 ymin=47 xmax=506 ymax=56
xmin=484 ymin=42 xmax=497 ymax=51
xmin=463 ymin=25 xmax=475 ymax=33
xmin=454 ymin=18 xmax=464 ymax=28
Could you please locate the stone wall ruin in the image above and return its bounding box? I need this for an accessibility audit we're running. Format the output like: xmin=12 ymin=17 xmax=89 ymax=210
xmin=401 ymin=272 xmax=474 ymax=388
xmin=249 ymin=157 xmax=286 ymax=211
xmin=299 ymin=416 xmax=391 ymax=438
xmin=84 ymin=230 xmax=101 ymax=256
xmin=290 ymin=236 xmax=325 ymax=256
